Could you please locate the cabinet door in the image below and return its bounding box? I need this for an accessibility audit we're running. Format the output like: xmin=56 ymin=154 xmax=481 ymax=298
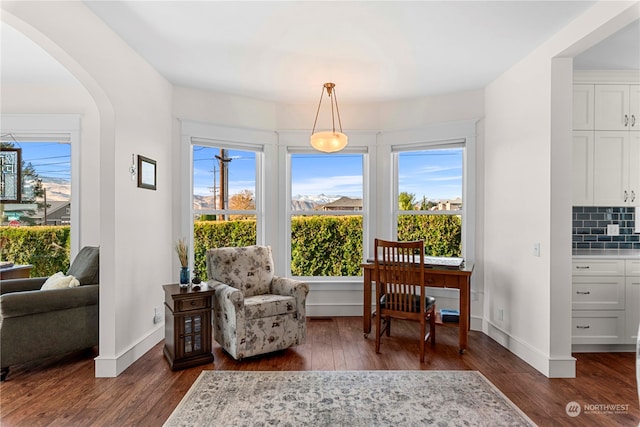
xmin=573 ymin=84 xmax=594 ymax=130
xmin=630 ymin=85 xmax=640 ymax=130
xmin=572 ymin=131 xmax=594 ymax=205
xmin=629 ymin=132 xmax=640 ymax=204
xmin=595 ymin=85 xmax=630 ymax=130
xmin=593 ymin=131 xmax=629 ymax=205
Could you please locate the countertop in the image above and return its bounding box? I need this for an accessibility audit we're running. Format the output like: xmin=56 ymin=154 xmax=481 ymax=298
xmin=572 ymin=249 xmax=640 ymax=259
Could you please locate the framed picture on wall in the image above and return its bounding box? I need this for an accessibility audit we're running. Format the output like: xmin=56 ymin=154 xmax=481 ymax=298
xmin=137 ymin=155 xmax=157 ymax=190
xmin=1 ymin=148 xmax=22 ymax=203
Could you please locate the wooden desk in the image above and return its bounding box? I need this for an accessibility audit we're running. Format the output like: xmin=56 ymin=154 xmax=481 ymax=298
xmin=0 ymin=264 xmax=33 ymax=280
xmin=361 ymin=262 xmax=473 ymax=353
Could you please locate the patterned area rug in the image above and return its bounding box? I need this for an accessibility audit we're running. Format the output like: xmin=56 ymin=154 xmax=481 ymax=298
xmin=164 ymin=370 xmax=536 ymax=426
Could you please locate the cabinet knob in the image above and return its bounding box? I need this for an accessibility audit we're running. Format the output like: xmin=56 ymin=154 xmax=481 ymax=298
xmin=632 ymin=190 xmax=636 ymax=203
xmin=576 ymin=325 xmax=590 ymax=329
xmin=576 ymin=291 xmax=591 ymax=295
xmin=624 ymin=114 xmax=629 ymax=126
xmin=624 ymin=190 xmax=628 ymax=202
xmin=575 ymin=266 xmax=590 ymax=269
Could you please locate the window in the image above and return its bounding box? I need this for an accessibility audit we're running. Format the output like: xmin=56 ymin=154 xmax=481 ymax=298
xmin=289 ymin=150 xmax=365 ymax=277
xmin=1 ymin=141 xmax=71 ymax=227
xmin=192 ymin=144 xmax=260 ymax=275
xmin=394 ymin=144 xmax=463 ymax=257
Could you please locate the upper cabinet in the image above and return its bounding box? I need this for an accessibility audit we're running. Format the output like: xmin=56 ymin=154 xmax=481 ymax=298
xmin=594 ymin=84 xmax=640 ymax=130
xmin=573 ymin=74 xmax=640 ymax=206
xmin=573 ymin=84 xmax=595 ymax=130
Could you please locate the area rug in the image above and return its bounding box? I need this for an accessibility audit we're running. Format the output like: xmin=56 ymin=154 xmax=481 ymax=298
xmin=164 ymin=370 xmax=536 ymax=426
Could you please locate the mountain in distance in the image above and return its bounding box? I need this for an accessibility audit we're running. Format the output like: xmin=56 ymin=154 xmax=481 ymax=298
xmin=40 ymin=177 xmax=70 ymax=201
xmin=193 ymin=193 xmax=343 ymax=211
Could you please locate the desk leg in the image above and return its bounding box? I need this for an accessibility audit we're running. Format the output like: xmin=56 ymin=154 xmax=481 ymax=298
xmin=363 ymin=269 xmax=372 ymax=337
xmin=459 ymin=277 xmax=470 ymax=353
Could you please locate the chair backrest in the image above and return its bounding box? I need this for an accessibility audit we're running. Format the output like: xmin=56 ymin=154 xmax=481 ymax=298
xmin=206 ymin=245 xmax=274 ymax=297
xmin=67 ymin=246 xmax=100 ymax=285
xmin=374 ymin=239 xmax=425 ymax=314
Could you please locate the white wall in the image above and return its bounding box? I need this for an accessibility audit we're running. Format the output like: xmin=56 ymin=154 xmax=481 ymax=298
xmin=1 ymin=1 xmax=175 ymax=377
xmin=483 ymin=1 xmax=639 ymax=378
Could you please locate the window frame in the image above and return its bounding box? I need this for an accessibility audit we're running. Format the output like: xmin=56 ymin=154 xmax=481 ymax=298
xmin=182 ymin=121 xmax=274 ymax=271
xmin=392 ymin=139 xmax=469 ymax=261
xmin=285 ymin=146 xmax=369 ymax=280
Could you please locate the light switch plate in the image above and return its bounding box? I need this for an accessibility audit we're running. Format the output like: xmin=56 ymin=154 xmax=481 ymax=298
xmin=607 ymin=224 xmax=619 ymax=236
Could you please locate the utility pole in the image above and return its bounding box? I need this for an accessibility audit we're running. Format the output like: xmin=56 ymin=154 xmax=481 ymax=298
xmin=215 ymin=149 xmax=232 ymax=220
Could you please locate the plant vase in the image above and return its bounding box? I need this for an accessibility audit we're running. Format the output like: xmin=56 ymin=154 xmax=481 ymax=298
xmin=179 ymin=266 xmax=190 ymax=287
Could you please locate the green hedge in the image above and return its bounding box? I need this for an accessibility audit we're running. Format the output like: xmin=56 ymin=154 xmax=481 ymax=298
xmin=193 ymin=220 xmax=257 ymax=277
xmin=291 ymin=216 xmax=363 ymax=276
xmin=0 ymin=226 xmax=71 ymax=277
xmin=397 ymin=214 xmax=462 ymax=257
xmin=1 ymin=215 xmax=461 ymax=279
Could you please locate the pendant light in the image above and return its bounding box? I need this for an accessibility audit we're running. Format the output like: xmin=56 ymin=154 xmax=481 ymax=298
xmin=310 ymin=82 xmax=348 ymax=153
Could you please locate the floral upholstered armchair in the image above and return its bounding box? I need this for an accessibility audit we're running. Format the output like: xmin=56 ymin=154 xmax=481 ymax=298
xmin=206 ymin=245 xmax=309 ymax=360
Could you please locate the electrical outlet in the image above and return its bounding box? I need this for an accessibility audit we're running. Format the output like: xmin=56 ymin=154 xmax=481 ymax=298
xmin=153 ymin=306 xmax=163 ymax=324
xmin=497 ymin=308 xmax=504 ymax=321
xmin=607 ymin=224 xmax=619 ymax=236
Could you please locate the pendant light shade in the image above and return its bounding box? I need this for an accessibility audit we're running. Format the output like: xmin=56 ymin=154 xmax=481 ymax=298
xmin=310 ymin=82 xmax=348 ymax=153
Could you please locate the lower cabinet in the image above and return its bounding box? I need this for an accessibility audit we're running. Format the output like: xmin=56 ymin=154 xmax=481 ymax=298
xmin=571 ymin=259 xmax=639 ymax=346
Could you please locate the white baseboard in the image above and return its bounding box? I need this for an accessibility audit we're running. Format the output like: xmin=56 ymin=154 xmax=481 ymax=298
xmin=484 ymin=320 xmax=576 ymax=378
xmin=94 ymin=325 xmax=164 ymax=377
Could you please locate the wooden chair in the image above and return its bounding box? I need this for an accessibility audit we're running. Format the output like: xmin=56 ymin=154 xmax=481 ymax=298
xmin=374 ymin=238 xmax=436 ymax=362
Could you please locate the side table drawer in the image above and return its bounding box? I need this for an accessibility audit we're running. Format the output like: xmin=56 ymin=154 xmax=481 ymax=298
xmin=572 ymin=310 xmax=624 ymax=344
xmin=571 ymin=276 xmax=625 ymax=310
xmin=176 ymin=297 xmax=209 ymax=312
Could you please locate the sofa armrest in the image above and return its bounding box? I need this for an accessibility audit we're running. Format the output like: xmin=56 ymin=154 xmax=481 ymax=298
xmin=0 ymin=277 xmax=47 ymax=295
xmin=0 ymin=285 xmax=99 ymax=319
xmin=271 ymin=276 xmax=309 ymax=316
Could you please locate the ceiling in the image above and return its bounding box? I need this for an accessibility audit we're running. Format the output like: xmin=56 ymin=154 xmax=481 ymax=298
xmin=1 ymin=1 xmax=638 ymax=103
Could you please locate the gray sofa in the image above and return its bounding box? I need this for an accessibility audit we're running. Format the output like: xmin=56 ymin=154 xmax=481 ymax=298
xmin=0 ymin=246 xmax=99 ymax=381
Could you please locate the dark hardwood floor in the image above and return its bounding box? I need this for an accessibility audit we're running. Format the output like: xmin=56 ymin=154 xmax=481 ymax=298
xmin=1 ymin=317 xmax=638 ymax=426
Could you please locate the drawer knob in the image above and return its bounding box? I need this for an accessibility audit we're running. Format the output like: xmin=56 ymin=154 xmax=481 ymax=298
xmin=575 ymin=266 xmax=590 ymax=270
xmin=576 ymin=325 xmax=590 ymax=329
xmin=576 ymin=291 xmax=591 ymax=295
xmin=190 ymin=301 xmax=196 ymax=306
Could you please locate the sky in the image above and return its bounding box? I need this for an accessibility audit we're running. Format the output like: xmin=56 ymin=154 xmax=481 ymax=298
xmin=5 ymin=141 xmax=71 ymax=182
xmin=8 ymin=142 xmax=462 ymax=202
xmin=193 ymin=145 xmax=462 ymax=202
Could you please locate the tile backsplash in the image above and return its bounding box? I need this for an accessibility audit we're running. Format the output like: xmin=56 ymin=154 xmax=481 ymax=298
xmin=573 ymin=206 xmax=638 ymax=249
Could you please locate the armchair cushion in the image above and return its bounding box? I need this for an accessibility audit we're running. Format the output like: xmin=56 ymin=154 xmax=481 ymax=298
xmin=67 ymin=246 xmax=99 ymax=285
xmin=244 ymin=294 xmax=296 ymax=320
xmin=207 ymin=245 xmax=274 ymax=297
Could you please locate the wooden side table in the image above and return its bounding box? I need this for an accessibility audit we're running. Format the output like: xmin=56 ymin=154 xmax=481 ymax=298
xmin=0 ymin=264 xmax=33 ymax=280
xmin=162 ymin=284 xmax=215 ymax=370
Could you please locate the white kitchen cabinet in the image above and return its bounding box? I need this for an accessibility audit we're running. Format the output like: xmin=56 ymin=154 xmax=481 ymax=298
xmin=594 ymin=84 xmax=640 ymax=130
xmin=572 ymin=131 xmax=594 ymax=205
xmin=573 ymin=84 xmax=594 ymax=130
xmin=571 ymin=258 xmax=638 ymax=346
xmin=592 ymin=131 xmax=639 ymax=206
